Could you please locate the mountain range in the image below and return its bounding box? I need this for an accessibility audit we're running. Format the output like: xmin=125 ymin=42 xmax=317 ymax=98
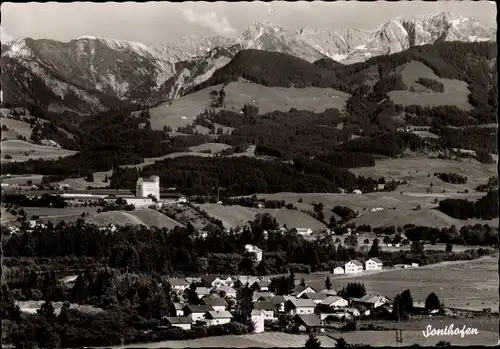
xmin=1 ymin=11 xmax=496 ymax=114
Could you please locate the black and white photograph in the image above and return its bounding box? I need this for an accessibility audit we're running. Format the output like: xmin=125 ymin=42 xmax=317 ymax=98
xmin=0 ymin=1 xmax=498 ymax=348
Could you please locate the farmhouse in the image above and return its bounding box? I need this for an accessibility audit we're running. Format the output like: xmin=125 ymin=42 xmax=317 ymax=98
xmin=201 ymin=275 xmax=233 ymax=288
xmin=214 ymin=286 xmax=237 ymax=298
xmin=253 ymin=291 xmax=275 ymax=302
xmin=292 ymin=285 xmax=316 ymax=298
xmin=244 ymin=244 xmax=263 ymax=262
xmin=163 ymin=317 xmax=192 ymax=330
xmin=236 ymin=275 xmax=261 ymax=286
xmin=183 ymin=305 xmax=214 ymax=322
xmin=169 ymin=278 xmax=189 ymax=292
xmin=293 ymin=314 xmax=323 ymax=332
xmin=201 ymin=297 xmax=228 ymax=312
xmin=136 ymin=175 xmax=160 ymax=200
xmin=300 ymin=292 xmax=327 ymax=304
xmin=202 ymin=311 xmax=233 ymax=327
xmin=251 ymin=310 xmax=265 ymax=333
xmin=253 ymin=301 xmax=276 ymax=320
xmin=333 ymin=266 xmax=345 ymax=275
xmin=286 ymin=298 xmax=316 ymax=316
xmin=353 ymin=189 xmax=362 ymax=195
xmin=251 ymin=280 xmax=271 ymax=291
xmin=171 ymin=303 xmax=184 ymax=317
xmin=351 ymin=295 xmax=390 ymax=309
xmin=322 ymin=296 xmax=349 ymax=309
xmin=365 ymin=258 xmax=383 ymax=271
xmin=296 ymin=228 xmax=313 ymax=236
xmin=344 ymin=260 xmax=363 ymax=274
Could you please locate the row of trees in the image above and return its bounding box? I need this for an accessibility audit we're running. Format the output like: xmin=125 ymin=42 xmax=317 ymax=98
xmin=438 ymin=191 xmax=498 ymax=220
xmin=435 ymin=172 xmax=468 ymax=184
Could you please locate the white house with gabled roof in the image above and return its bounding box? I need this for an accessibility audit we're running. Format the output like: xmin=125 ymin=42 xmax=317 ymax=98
xmin=344 ymin=260 xmax=363 ymax=274
xmin=365 ymin=258 xmax=383 ymax=271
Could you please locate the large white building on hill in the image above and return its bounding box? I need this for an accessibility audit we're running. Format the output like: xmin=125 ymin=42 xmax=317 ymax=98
xmin=136 ymin=175 xmax=160 ymax=200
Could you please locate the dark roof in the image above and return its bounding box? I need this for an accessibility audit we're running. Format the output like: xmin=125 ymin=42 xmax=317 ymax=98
xmin=164 ymin=317 xmax=192 ymax=324
xmin=204 ymin=311 xmax=233 ymax=319
xmin=293 ymin=314 xmax=322 ymax=327
xmin=201 ymin=297 xmax=228 ymax=307
xmin=301 ymin=293 xmax=327 ymax=300
xmin=172 ymin=303 xmax=184 ymax=310
xmin=287 ymin=298 xmax=316 ymax=308
xmin=270 ymin=295 xmax=286 ymax=304
xmin=347 ymin=260 xmax=363 ymax=266
xmin=169 ymin=278 xmax=189 ymax=286
xmin=292 ymin=285 xmax=316 ymax=295
xmin=253 ymin=280 xmax=271 ymax=287
xmin=201 ymin=275 xmax=219 ymax=285
xmin=183 ymin=305 xmax=213 ymax=314
xmin=369 ymin=257 xmax=383 ymax=264
xmin=253 ymin=302 xmax=276 ymax=311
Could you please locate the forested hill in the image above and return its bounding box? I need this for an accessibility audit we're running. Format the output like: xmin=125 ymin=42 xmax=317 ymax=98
xmin=186 ymin=49 xmax=350 ymax=94
xmin=189 ymin=42 xmax=496 ymax=111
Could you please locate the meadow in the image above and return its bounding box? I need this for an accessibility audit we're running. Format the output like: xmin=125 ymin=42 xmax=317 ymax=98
xmin=388 ymin=60 xmax=473 ymax=111
xmin=1 ymin=140 xmax=77 ymax=162
xmin=84 ymin=208 xmax=184 ymax=229
xmin=147 ymin=81 xmax=350 ymax=132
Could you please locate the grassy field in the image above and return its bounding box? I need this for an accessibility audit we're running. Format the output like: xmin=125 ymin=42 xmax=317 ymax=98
xmin=1 ymin=140 xmax=77 ymax=162
xmin=1 ymin=118 xmax=34 ymax=140
xmin=1 ymin=174 xmax=45 ymax=186
xmin=188 ymin=142 xmax=232 ymax=153
xmin=161 ymin=204 xmax=215 ymax=230
xmin=54 ymin=171 xmax=113 ymax=190
xmin=113 ymin=332 xmax=339 ymax=348
xmin=85 ymin=208 xmax=184 ymax=229
xmin=110 ymin=328 xmax=498 ymax=348
xmin=196 ymin=204 xmax=326 ymax=230
xmin=147 ymin=81 xmax=350 ymax=132
xmin=388 ymin=61 xmax=473 ymax=111
xmin=301 ymin=256 xmax=499 ymax=312
xmin=21 ymin=206 xmax=100 ymax=219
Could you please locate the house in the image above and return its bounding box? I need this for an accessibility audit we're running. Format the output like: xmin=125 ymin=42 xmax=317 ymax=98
xmin=344 ymin=260 xmax=363 ymax=274
xmin=353 ymin=189 xmax=362 ymax=195
xmin=214 ymin=286 xmax=237 ymax=299
xmin=253 ymin=291 xmax=275 ymax=302
xmin=293 ymin=314 xmax=323 ymax=332
xmin=351 ymin=295 xmax=390 ymax=309
xmin=171 ymin=302 xmax=185 ymax=317
xmin=251 ymin=310 xmax=265 ymax=333
xmin=236 ymin=275 xmax=261 ymax=287
xmin=253 ymin=301 xmax=276 ymax=320
xmin=182 ymin=305 xmax=214 ymax=322
xmin=292 ymin=285 xmax=316 ymax=298
xmin=185 ymin=277 xmax=201 ymax=285
xmin=251 ymin=280 xmax=271 ymax=291
xmin=320 ymin=289 xmax=337 ymax=296
xmin=245 ymin=244 xmax=263 ymax=262
xmin=300 ymin=293 xmax=327 ymax=304
xmin=202 ymin=311 xmax=233 ymax=327
xmin=322 ymin=296 xmax=348 ymax=309
xmin=163 ymin=317 xmax=192 ymax=330
xmin=201 ymin=276 xmax=233 ymax=289
xmin=169 ymin=278 xmax=189 ymax=292
xmin=365 ymin=258 xmax=383 ymax=271
xmin=201 ymin=297 xmax=228 ymax=312
xmin=193 ymin=287 xmax=212 ymax=299
xmin=286 ymin=298 xmax=316 ymax=316
xmin=296 ymin=228 xmax=313 ymax=236
xmin=412 ymin=263 xmax=419 ymax=267
xmin=59 ymin=275 xmax=78 ymax=289
xmin=259 ymin=295 xmax=286 ymax=313
xmin=333 ymin=266 xmax=345 ymax=275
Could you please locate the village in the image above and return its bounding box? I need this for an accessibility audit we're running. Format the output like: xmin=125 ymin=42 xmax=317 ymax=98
xmin=92 ymin=256 xmax=427 ymax=336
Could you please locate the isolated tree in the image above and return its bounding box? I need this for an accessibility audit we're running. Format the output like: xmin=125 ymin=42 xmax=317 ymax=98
xmin=436 ymin=341 xmax=451 ymax=347
xmin=368 ymin=239 xmax=381 ymax=257
xmin=305 ymin=334 xmax=322 ymax=349
xmin=300 ymin=278 xmax=306 ymax=287
xmin=445 ymin=243 xmax=453 ymax=253
xmin=425 ymin=292 xmax=441 ymax=312
xmin=383 ymin=236 xmax=391 ymax=245
xmin=400 ymin=289 xmax=414 ymax=314
xmin=339 ymin=282 xmax=366 ymax=299
xmin=325 ymin=276 xmax=332 ymax=291
xmin=344 ymin=235 xmax=358 ymax=248
xmin=411 ymin=241 xmax=424 ymax=254
xmin=393 ymin=294 xmax=409 ymax=320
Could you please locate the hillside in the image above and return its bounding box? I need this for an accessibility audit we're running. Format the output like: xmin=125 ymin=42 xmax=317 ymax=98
xmin=188 ymin=49 xmax=349 ymax=93
xmin=1 ymin=140 xmax=77 ymax=163
xmin=85 ymin=208 xmax=184 ymax=229
xmin=148 ymin=81 xmax=350 ymax=132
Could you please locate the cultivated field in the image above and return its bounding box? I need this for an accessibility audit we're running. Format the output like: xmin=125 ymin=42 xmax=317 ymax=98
xmin=160 ymin=204 xmax=216 ymax=230
xmin=85 ymin=208 xmax=184 ymax=229
xmin=196 ymin=204 xmax=326 ymax=230
xmin=302 ymin=256 xmax=499 ymax=312
xmin=388 ymin=61 xmax=473 ymax=111
xmin=147 ymin=81 xmax=350 ymax=132
xmin=1 ymin=140 xmax=77 ymax=162
xmin=1 ymin=174 xmax=45 ymax=186
xmin=18 ymin=207 xmax=101 ymax=224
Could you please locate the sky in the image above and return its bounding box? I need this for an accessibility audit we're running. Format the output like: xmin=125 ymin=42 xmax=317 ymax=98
xmin=1 ymin=1 xmax=497 ymax=46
